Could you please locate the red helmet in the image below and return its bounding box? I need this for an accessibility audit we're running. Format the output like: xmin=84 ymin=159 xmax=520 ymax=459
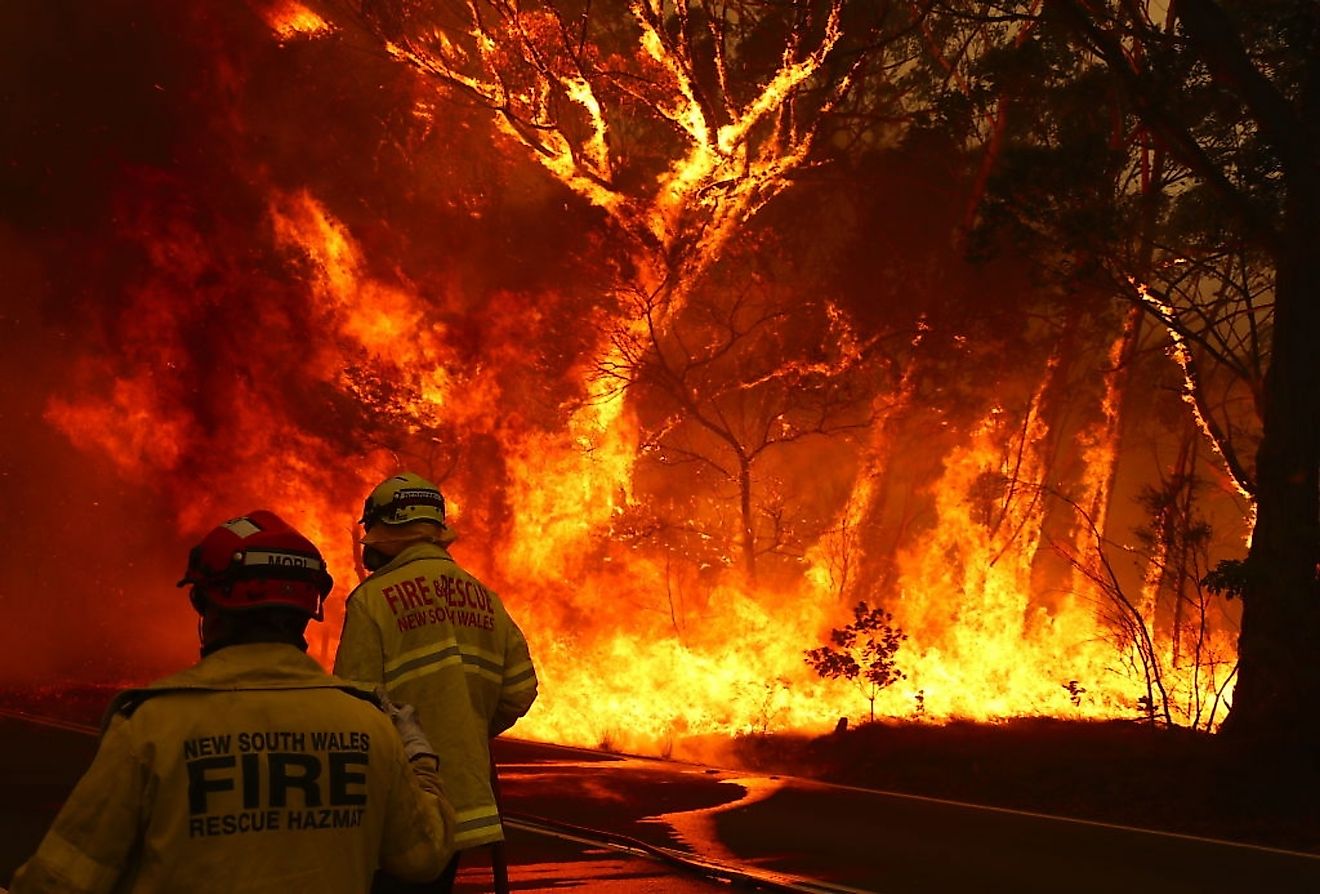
xmin=178 ymin=510 xmax=333 ymax=620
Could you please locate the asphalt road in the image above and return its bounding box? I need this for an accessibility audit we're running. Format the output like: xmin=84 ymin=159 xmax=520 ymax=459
xmin=5 ymin=713 xmax=1320 ymax=893
xmin=492 ymin=738 xmax=1320 ymax=894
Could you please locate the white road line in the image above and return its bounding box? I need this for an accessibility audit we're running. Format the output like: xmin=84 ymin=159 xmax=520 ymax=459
xmin=505 ymin=814 xmax=882 ymax=894
xmin=0 ymin=707 xmax=98 ymax=735
xmin=787 ymin=775 xmax=1320 ymax=860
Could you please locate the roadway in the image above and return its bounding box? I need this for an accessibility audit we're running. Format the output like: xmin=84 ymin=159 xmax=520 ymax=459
xmin=4 ymin=711 xmax=1320 ymax=892
xmin=492 ymin=738 xmax=1320 ymax=893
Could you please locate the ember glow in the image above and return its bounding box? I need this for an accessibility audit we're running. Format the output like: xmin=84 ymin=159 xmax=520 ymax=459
xmin=2 ymin=1 xmax=1246 ymax=751
xmin=260 ymin=1 xmax=332 ymax=43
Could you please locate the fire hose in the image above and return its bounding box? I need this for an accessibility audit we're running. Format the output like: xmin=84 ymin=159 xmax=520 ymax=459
xmin=489 ymin=750 xmax=510 ymax=894
xmin=497 ymin=812 xmax=877 ymax=894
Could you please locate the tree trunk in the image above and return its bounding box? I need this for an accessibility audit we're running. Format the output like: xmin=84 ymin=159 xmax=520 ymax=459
xmin=739 ymin=456 xmax=756 ymax=581
xmin=1159 ymin=0 xmax=1320 ymax=753
xmin=1222 ymin=182 xmax=1320 ymax=750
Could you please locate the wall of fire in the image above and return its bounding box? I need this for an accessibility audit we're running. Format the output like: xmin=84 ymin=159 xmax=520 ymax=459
xmin=0 ymin=1 xmax=1249 ymax=746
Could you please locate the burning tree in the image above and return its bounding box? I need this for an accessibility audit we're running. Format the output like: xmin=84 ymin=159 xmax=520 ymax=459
xmin=600 ymin=268 xmax=877 ymax=580
xmin=347 ymin=0 xmax=903 ymax=307
xmin=1133 ymin=454 xmax=1238 ymax=729
xmin=1041 ymin=475 xmax=1235 ymax=732
xmin=805 ymin=600 xmax=907 ymax=723
xmin=918 ymin=0 xmax=1319 ymax=750
xmin=340 ymin=0 xmax=926 ymax=587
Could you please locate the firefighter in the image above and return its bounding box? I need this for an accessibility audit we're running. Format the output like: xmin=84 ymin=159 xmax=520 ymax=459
xmin=8 ymin=510 xmax=455 ymax=894
xmin=335 ymin=472 xmax=538 ymax=893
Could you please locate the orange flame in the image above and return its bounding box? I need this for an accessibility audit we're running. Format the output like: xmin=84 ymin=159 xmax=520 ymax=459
xmin=43 ymin=191 xmax=1240 ymax=751
xmin=260 ymin=1 xmax=333 ymax=43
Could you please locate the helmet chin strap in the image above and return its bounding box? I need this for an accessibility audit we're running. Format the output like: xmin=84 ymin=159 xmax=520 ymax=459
xmin=362 ymin=545 xmax=391 ymax=572
xmin=196 ymin=602 xmax=221 ymax=656
xmin=191 ymin=588 xmax=214 ymax=653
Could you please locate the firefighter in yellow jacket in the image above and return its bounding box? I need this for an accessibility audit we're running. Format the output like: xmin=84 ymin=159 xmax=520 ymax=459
xmin=335 ymin=473 xmax=538 ymax=893
xmin=8 ymin=510 xmax=455 ymax=894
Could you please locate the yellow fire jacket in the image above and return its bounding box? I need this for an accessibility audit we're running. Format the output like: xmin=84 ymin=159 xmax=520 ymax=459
xmin=334 ymin=541 xmax=538 ymax=849
xmin=9 ymin=643 xmax=453 ymax=894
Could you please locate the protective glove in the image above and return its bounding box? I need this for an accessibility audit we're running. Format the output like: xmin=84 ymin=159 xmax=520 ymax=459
xmin=375 ymin=686 xmax=437 ymax=762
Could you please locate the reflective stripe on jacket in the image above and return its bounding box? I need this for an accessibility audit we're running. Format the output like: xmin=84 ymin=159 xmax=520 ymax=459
xmin=9 ymin=643 xmax=453 ymax=894
xmin=333 ymin=542 xmax=538 ymax=849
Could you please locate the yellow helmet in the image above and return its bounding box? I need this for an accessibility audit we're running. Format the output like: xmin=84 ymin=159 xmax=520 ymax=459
xmin=359 ymin=472 xmax=447 ymax=532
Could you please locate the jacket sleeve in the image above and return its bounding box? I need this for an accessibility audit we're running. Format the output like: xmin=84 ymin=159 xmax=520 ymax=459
xmin=333 ymin=588 xmax=386 ymax=685
xmin=9 ymin=717 xmax=147 ymax=894
xmin=378 ymin=733 xmax=455 ymax=882
xmin=491 ymin=610 xmax=538 ymax=736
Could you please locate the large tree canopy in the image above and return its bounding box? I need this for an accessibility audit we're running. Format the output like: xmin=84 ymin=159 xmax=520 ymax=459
xmin=924 ymin=0 xmax=1319 ymax=748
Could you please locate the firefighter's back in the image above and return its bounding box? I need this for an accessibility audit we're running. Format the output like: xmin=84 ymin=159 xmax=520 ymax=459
xmin=115 ymin=682 xmax=434 ymax=893
xmin=10 ymin=511 xmax=453 ymax=894
xmin=358 ymin=545 xmax=517 ymax=849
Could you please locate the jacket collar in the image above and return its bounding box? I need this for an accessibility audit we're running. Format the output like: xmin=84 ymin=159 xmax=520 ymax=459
xmin=147 ymin=642 xmax=338 ymax=692
xmin=372 ymin=540 xmax=454 ymax=575
xmin=101 ymin=643 xmax=377 ymax=732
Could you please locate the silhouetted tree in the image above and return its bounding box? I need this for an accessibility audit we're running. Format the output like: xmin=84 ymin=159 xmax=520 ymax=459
xmin=805 ymin=600 xmax=907 ymax=722
xmin=600 ymin=272 xmax=877 ymax=580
